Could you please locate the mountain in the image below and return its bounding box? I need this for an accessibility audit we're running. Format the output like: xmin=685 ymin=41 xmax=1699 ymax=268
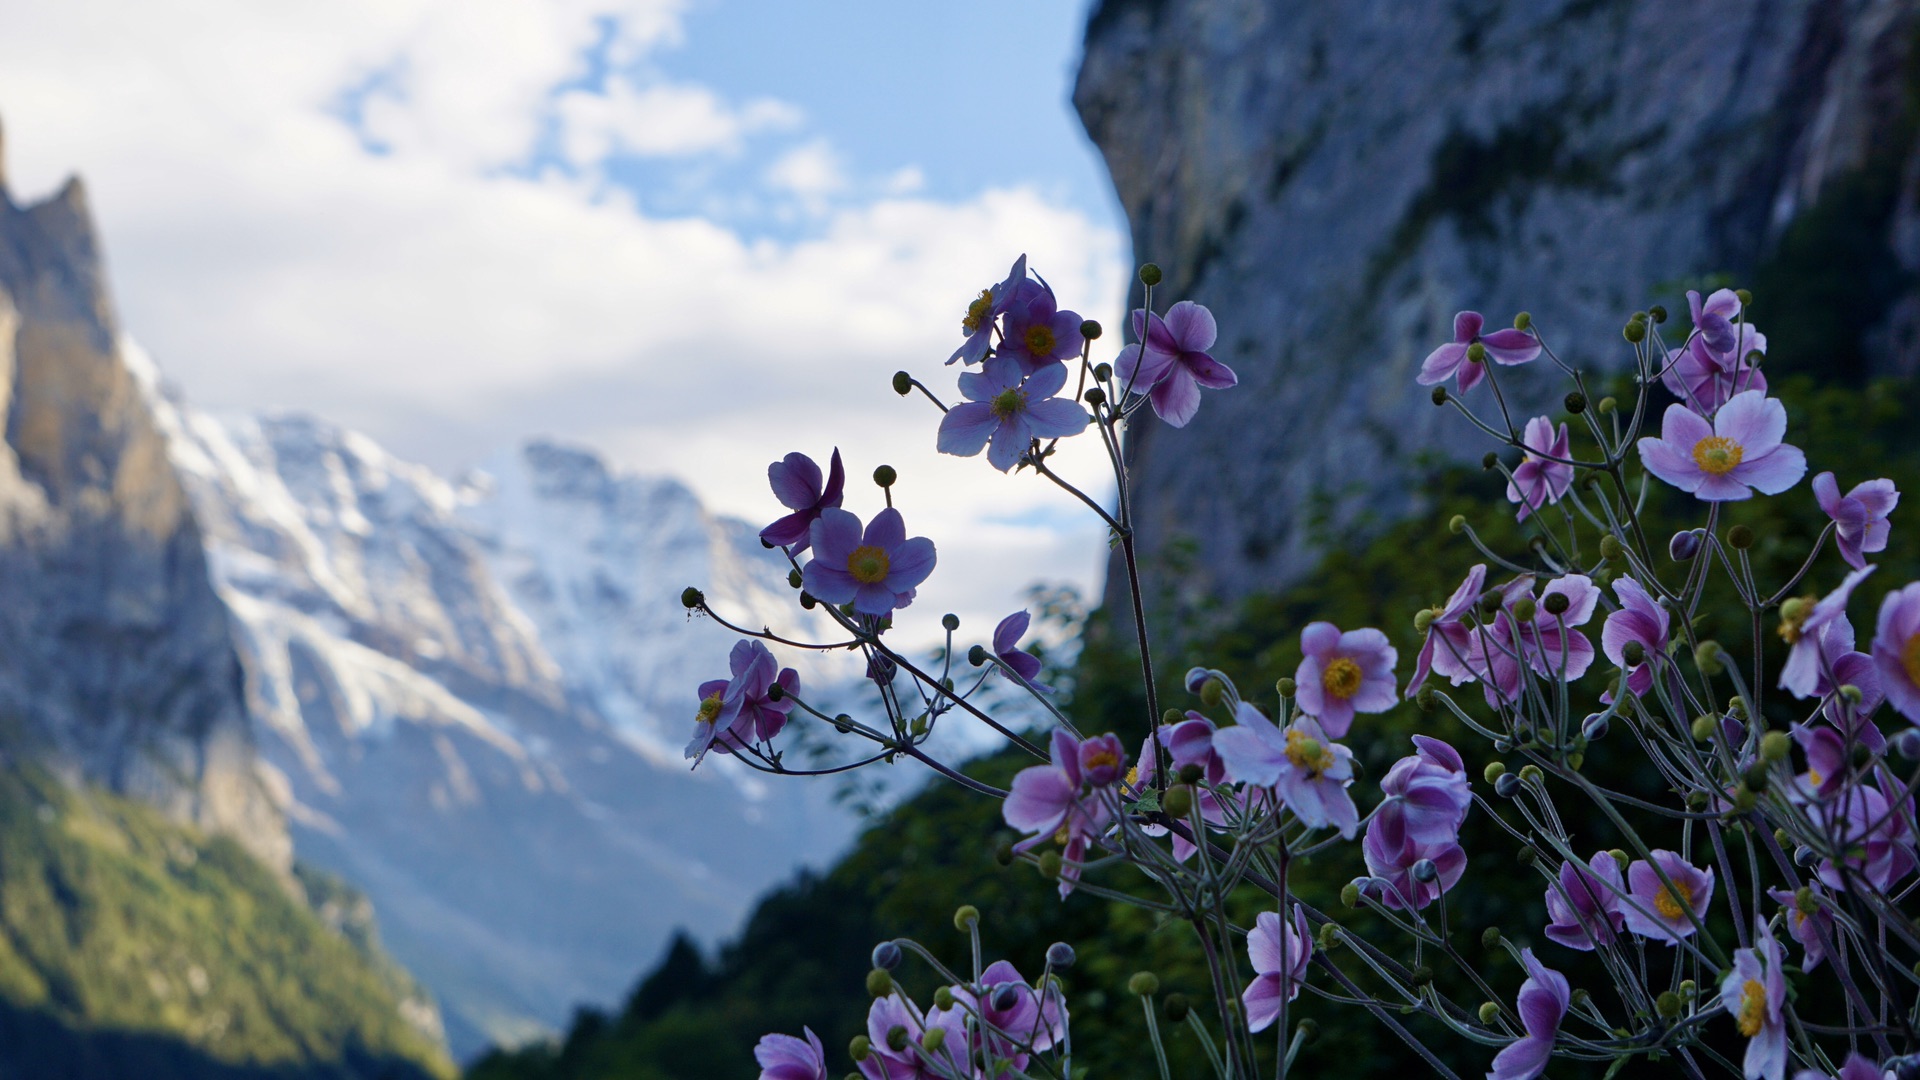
xmin=1074 ymin=0 xmax=1920 ymax=610
xmin=154 ymin=399 xmax=855 ymax=1059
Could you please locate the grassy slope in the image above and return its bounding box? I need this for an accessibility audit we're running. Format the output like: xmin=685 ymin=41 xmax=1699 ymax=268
xmin=0 ymin=763 xmax=454 ymax=1080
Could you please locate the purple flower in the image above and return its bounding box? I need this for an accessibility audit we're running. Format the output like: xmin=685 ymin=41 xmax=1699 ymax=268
xmin=1779 ymin=566 xmax=1876 ymax=700
xmin=1242 ymin=907 xmax=1312 ymax=1033
xmin=1688 ymin=288 xmax=1746 ymax=358
xmin=859 ymin=994 xmax=967 ymax=1080
xmin=1114 ymin=301 xmax=1238 ymax=428
xmin=1661 ymin=330 xmax=1768 ymax=415
xmin=1078 ymin=733 xmax=1127 ymax=788
xmin=948 ymin=255 xmax=1030 ymax=367
xmin=1768 ymin=885 xmax=1832 ymax=971
xmin=1720 ymin=920 xmax=1788 ymax=1080
xmin=760 ymin=449 xmax=845 ymax=554
xmin=1622 ymin=850 xmax=1714 ymax=944
xmin=1415 ymin=310 xmax=1540 ymax=395
xmin=1602 ymin=575 xmax=1670 ymax=700
xmin=1543 ymin=852 xmax=1626 ymax=952
xmin=1003 ymin=730 xmax=1110 ymax=898
xmin=1360 ymin=800 xmax=1466 ymax=911
xmin=1408 ymin=564 xmax=1487 ymax=697
xmin=1872 ymin=581 xmax=1920 ymax=724
xmin=1507 ymin=417 xmax=1573 ymax=521
xmin=686 ymin=640 xmax=798 ymax=764
xmin=802 ymin=507 xmax=936 ymax=617
xmin=1293 ymin=621 xmax=1397 ymax=738
xmin=1791 ymin=723 xmax=1850 ymax=802
xmin=1215 ymin=707 xmax=1359 ymax=838
xmin=754 ymin=1027 xmax=826 ymax=1080
xmin=946 ymin=959 xmax=1068 ymax=1073
xmin=1487 ymin=949 xmax=1568 ymax=1080
xmin=1638 ymin=390 xmax=1806 ymax=502
xmin=991 ymin=610 xmax=1051 ymax=692
xmin=1798 ymin=1054 xmax=1893 ymax=1080
xmin=1814 ymin=472 xmax=1899 ymax=571
xmin=1477 ymin=576 xmax=1600 ymax=705
xmin=937 ymin=356 xmax=1091 ymax=472
xmin=1138 ymin=715 xmax=1231 ymax=861
xmin=996 ymin=279 xmax=1086 ymax=375
xmin=1379 ymin=736 xmax=1471 ymax=846
xmin=1809 ymin=771 xmax=1916 ymax=893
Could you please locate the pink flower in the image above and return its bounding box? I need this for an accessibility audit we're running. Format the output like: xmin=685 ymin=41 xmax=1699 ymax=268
xmin=1813 ymin=472 xmax=1898 ymax=571
xmin=996 ymin=279 xmax=1085 ymax=375
xmin=687 ymin=640 xmax=799 ymax=765
xmin=1622 ymin=850 xmax=1714 ymax=945
xmin=1779 ymin=566 xmax=1877 ymax=700
xmin=1687 ymin=288 xmax=1747 ymax=358
xmin=1809 ymin=771 xmax=1916 ymax=894
xmin=754 ymin=1027 xmax=826 ymax=1080
xmin=1487 ymin=949 xmax=1568 ymax=1080
xmin=1415 ymin=310 xmax=1540 ymax=394
xmin=858 ymin=995 xmax=967 ymax=1080
xmin=1507 ymin=417 xmax=1572 ymax=521
xmin=948 ymin=254 xmax=1031 ymax=367
xmin=1601 ymin=575 xmax=1669 ymax=700
xmin=760 ymin=449 xmax=845 ymax=554
xmin=1661 ymin=328 xmax=1767 ymax=415
xmin=803 ymin=507 xmax=937 ymax=617
xmin=1360 ymin=799 xmax=1466 ymax=911
xmin=1242 ymin=908 xmax=1312 ymax=1032
xmin=1768 ymin=886 xmax=1832 ymax=971
xmin=1138 ymin=715 xmax=1232 ymax=860
xmin=1293 ymin=621 xmax=1397 ymax=738
xmin=1408 ymin=564 xmax=1487 ymax=697
xmin=991 ymin=610 xmax=1051 ymax=692
xmin=1637 ymin=390 xmax=1806 ymax=502
xmin=1720 ymin=920 xmax=1788 ymax=1080
xmin=1543 ymin=852 xmax=1626 ymax=952
xmin=945 ymin=959 xmax=1068 ymax=1073
xmin=1873 ymin=581 xmax=1920 ymax=723
xmin=1077 ymin=733 xmax=1128 ymax=787
xmin=1476 ymin=576 xmax=1601 ymax=705
xmin=1215 ymin=708 xmax=1359 ymax=838
xmin=1003 ymin=730 xmax=1111 ymax=898
xmin=1378 ymin=736 xmax=1471 ymax=846
xmin=1114 ymin=301 xmax=1238 ymax=428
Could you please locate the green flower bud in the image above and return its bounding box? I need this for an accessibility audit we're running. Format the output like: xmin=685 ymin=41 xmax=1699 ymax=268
xmin=953 ymin=905 xmax=980 ymax=931
xmin=680 ymin=586 xmax=704 ymax=609
xmin=1734 ymin=787 xmax=1758 ymax=813
xmin=766 ymin=683 xmax=785 ymax=703
xmin=1795 ymin=887 xmax=1816 ymax=914
xmin=1518 ymin=764 xmax=1544 ymax=786
xmin=1275 ymin=676 xmax=1297 ymax=697
xmin=1512 ymin=598 xmax=1537 ymax=622
xmin=1840 ymin=684 xmax=1864 ymax=704
xmin=1177 ymin=763 xmax=1205 ymax=785
xmin=1543 ymin=592 xmax=1570 ymax=616
xmin=867 ymin=969 xmax=893 ymax=997
xmin=1449 ymin=514 xmax=1467 ymax=535
xmin=1164 ymin=993 xmax=1190 ymax=1022
xmin=1736 ymin=288 xmax=1753 ymax=307
xmin=850 ymin=1035 xmax=872 ymax=1062
xmin=1694 ymin=640 xmax=1726 ymax=676
xmin=1414 ymin=608 xmax=1436 ymax=633
xmin=1416 ymin=686 xmax=1438 ymax=712
xmin=967 ymin=644 xmax=987 ymax=666
xmin=1675 ymin=981 xmax=1693 ymax=1000
xmin=834 ymin=714 xmax=854 ymax=733
xmin=1655 ymin=991 xmax=1682 ymax=1019
xmin=787 ymin=568 xmax=803 ymax=589
xmin=1296 ymin=1018 xmax=1320 ymax=1042
xmin=1410 ymin=965 xmax=1433 ymax=987
xmin=1163 ymin=709 xmax=1185 ymax=726
xmin=941 ymin=613 xmax=959 ymax=632
xmin=887 ymin=1024 xmax=910 ymax=1052
xmin=1431 ymin=385 xmax=1448 ymax=406
xmin=1484 ymin=761 xmax=1507 ymax=784
xmin=1482 ymin=451 xmax=1499 ymax=471
xmin=1318 ymin=922 xmax=1341 ymax=949
xmin=1340 ymin=882 xmax=1361 ymax=909
xmin=1467 ymin=341 xmax=1487 ymax=363
xmin=1649 ymin=304 xmax=1668 ymax=324
xmin=1743 ymin=763 xmax=1770 ymax=793
xmin=1038 ymin=851 xmax=1062 ymax=879
xmin=799 ymin=591 xmax=817 ymax=609
xmin=1080 ymin=319 xmax=1103 ymax=341
xmin=920 ymin=1028 xmax=946 ymax=1053
xmin=1761 ymin=731 xmax=1791 ymax=762
xmin=1084 ymin=386 xmax=1107 ymax=407
xmin=1128 ymin=971 xmax=1160 ymax=996
xmin=892 ymin=370 xmax=913 ymax=396
xmin=1609 ymin=849 xmax=1629 ymax=868
xmin=1597 ymin=395 xmax=1618 ymax=414
xmin=1513 ymin=312 xmax=1532 ymax=330
xmin=1162 ymin=785 xmax=1194 ymax=818
xmin=1482 ymin=926 xmax=1502 ymax=949
xmin=1138 ymin=263 xmax=1163 ymax=286
xmin=1200 ymin=678 xmax=1225 ymax=708
xmin=1687 ymin=790 xmax=1710 ymax=810
xmin=994 ymin=839 xmax=1015 ymax=866
xmin=1093 ymin=362 xmax=1112 ymax=382
xmin=1564 ymin=391 xmax=1587 ymax=414
xmin=1515 ymin=846 xmax=1537 ymax=865
xmin=1624 ymin=320 xmax=1646 ymax=343
xmin=1727 ymin=697 xmax=1748 ymax=719
xmin=1478 ymin=1001 xmax=1501 ymax=1024
xmin=1599 ymin=534 xmax=1623 ymax=561
xmin=1775 ymin=828 xmax=1791 ymax=847
xmin=1622 ymin=640 xmax=1646 ymax=666
xmin=1727 ymin=524 xmax=1754 ymax=550
xmin=873 ymin=465 xmax=897 ymax=488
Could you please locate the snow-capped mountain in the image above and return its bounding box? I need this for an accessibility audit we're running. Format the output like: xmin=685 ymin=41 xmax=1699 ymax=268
xmin=153 ymin=394 xmax=853 ymax=1058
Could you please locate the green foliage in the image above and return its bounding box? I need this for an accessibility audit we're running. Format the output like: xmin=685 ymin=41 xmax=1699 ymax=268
xmin=470 ymin=376 xmax=1920 ymax=1080
xmin=0 ymin=764 xmax=452 ymax=1079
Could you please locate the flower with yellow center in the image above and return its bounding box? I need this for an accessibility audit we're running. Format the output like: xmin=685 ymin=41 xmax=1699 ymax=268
xmin=990 ymin=386 xmax=1028 ymax=421
xmin=1284 ymin=729 xmax=1336 ymax=778
xmin=1321 ymin=658 xmax=1363 ymax=700
xmin=847 ymin=545 xmax=891 ymax=585
xmin=1691 ymin=435 xmax=1744 ymax=475
xmin=1735 ymin=978 xmax=1767 ymax=1037
xmin=961 ymin=289 xmax=994 ymax=335
xmin=695 ymin=691 xmax=725 ymax=725
xmin=1084 ymin=746 xmax=1120 ymax=776
xmin=1654 ymin=879 xmax=1695 ymax=921
xmin=1024 ymin=324 xmax=1057 ymax=358
xmin=1775 ymin=595 xmax=1815 ymax=645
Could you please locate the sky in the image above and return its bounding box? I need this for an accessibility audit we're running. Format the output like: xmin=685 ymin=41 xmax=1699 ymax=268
xmin=0 ymin=0 xmax=1130 ymax=645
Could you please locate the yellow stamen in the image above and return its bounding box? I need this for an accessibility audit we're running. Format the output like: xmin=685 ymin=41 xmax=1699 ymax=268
xmin=1284 ymin=729 xmax=1335 ymax=777
xmin=848 ymin=545 xmax=891 ymax=585
xmin=990 ymin=386 xmax=1027 ymax=420
xmin=1904 ymin=632 xmax=1920 ymax=688
xmin=1322 ymin=658 xmax=1363 ymax=700
xmin=1776 ymin=595 xmax=1815 ymax=645
xmin=1084 ymin=748 xmax=1120 ymax=775
xmin=1024 ymin=324 xmax=1057 ymax=357
xmin=1691 ymin=435 xmax=1744 ymax=476
xmin=1125 ymin=765 xmax=1140 ymax=787
xmin=1654 ymin=879 xmax=1695 ymax=921
xmin=1737 ymin=978 xmax=1767 ymax=1038
xmin=695 ymin=691 xmax=724 ymax=725
xmin=1806 ymin=769 xmax=1824 ymax=789
xmin=962 ymin=289 xmax=993 ymax=335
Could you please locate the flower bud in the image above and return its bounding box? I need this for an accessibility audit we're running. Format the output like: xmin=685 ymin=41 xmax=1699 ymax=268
xmin=1692 ymin=714 xmax=1718 ymax=742
xmin=1494 ymin=736 xmax=1515 ymax=753
xmin=1743 ymin=763 xmax=1770 ymax=793
xmin=1084 ymin=386 xmax=1107 ymax=407
xmin=1840 ymin=684 xmax=1864 ymax=704
xmin=1597 ymin=396 xmax=1618 ymax=414
xmin=834 ymin=714 xmax=854 ymax=733
xmin=1494 ymin=772 xmax=1521 ymax=798
xmin=1895 ymin=729 xmax=1920 ymax=761
xmin=1161 ymin=709 xmax=1185 ymax=726
xmin=1795 ymin=845 xmax=1816 ymax=866
xmin=867 ymin=969 xmax=893 ymax=997
xmin=1727 ymin=524 xmax=1754 ymax=550
xmin=680 ymin=586 xmax=704 ymax=609
xmin=1598 ymin=534 xmax=1623 ymax=561
xmin=1481 ymin=926 xmax=1502 ymax=949
xmin=800 ymin=591 xmax=817 ymax=609
xmin=783 ymin=569 xmax=802 ymax=591
xmin=1340 ymin=882 xmax=1361 ymax=908
xmin=1093 ymin=362 xmax=1113 ymax=382
xmin=1164 ymin=993 xmax=1190 ymax=1022
xmin=766 ymin=683 xmax=785 ymax=703
xmin=1449 ymin=514 xmax=1466 ymax=535
xmin=1038 ymin=851 xmax=1062 ymax=879
xmin=953 ymin=905 xmax=980 ymax=931
xmin=1296 ymin=1018 xmax=1320 ymax=1043
xmin=1138 ymin=263 xmax=1163 ymax=286
xmin=1047 ymin=941 xmax=1076 ymax=968
xmin=1655 ymin=991 xmax=1682 ymax=1019
xmin=1687 ymin=790 xmax=1710 ymax=810
xmin=990 ymin=983 xmax=1021 ymax=1012
xmin=1513 ymin=311 xmax=1532 ymax=330
xmin=1412 ymin=858 xmax=1439 ymax=882
xmin=1318 ymin=922 xmax=1341 ymax=949
xmin=1648 ymin=304 xmax=1668 ymax=324
xmin=873 ymin=465 xmax=897 ymax=489
xmin=1543 ymin=592 xmax=1570 ymax=616
xmin=994 ymin=838 xmax=1015 ymax=867
xmin=968 ymin=644 xmax=987 ymax=667
xmin=1413 ymin=608 xmax=1436 ymax=634
xmin=1199 ymin=678 xmax=1225 ymax=708
xmin=892 ymin=370 xmax=913 ymax=396
xmin=1736 ymin=288 xmax=1753 ymax=307
xmin=1128 ymin=971 xmax=1160 ymax=996
xmin=1759 ymin=731 xmax=1790 ymax=763
xmin=1694 ymin=641 xmax=1726 ymax=677
xmin=1514 ymin=846 xmax=1536 ymax=866
xmin=931 ymin=987 xmax=952 ymax=1010
xmin=1163 ymin=785 xmax=1194 ymax=818
xmin=1478 ymin=1001 xmax=1501 ymax=1024
xmin=1669 ymin=529 xmax=1702 ymax=561
xmin=850 ymin=1035 xmax=872 ymax=1062
xmin=1410 ymin=965 xmax=1433 ymax=987
xmin=1512 ymin=598 xmax=1537 ymax=622
xmin=1519 ymin=764 xmax=1544 ymax=786
xmin=1623 ymin=319 xmax=1646 ymax=343
xmin=1483 ymin=761 xmax=1507 ymax=784
xmin=920 ymin=1028 xmax=946 ymax=1053
xmin=1173 ymin=763 xmax=1204 ymax=786
xmin=1729 ymin=786 xmax=1755 ymax=813
xmin=1482 ymin=451 xmax=1498 ymax=471
xmin=1416 ymin=686 xmax=1438 ymax=712
xmin=887 ymin=1024 xmax=910 ymax=1052
xmin=1431 ymin=385 xmax=1448 ymax=406
xmin=1564 ymin=391 xmax=1587 ymax=414
xmin=1582 ymin=713 xmax=1610 ymax=741
xmin=1467 ymin=342 xmax=1486 ymax=363
xmin=1080 ymin=319 xmax=1103 ymax=341
xmin=1275 ymin=676 xmax=1296 ymax=697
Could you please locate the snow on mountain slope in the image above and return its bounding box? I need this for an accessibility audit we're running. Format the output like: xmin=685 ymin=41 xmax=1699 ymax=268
xmin=154 ymin=397 xmax=853 ymax=1059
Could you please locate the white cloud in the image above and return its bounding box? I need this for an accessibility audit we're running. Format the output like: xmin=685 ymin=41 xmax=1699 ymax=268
xmin=763 ymin=138 xmax=844 ymax=199
xmin=0 ymin=0 xmax=1128 ymax=643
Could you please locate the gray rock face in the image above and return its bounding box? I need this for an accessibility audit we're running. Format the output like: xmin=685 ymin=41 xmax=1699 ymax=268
xmin=0 ymin=147 xmax=285 ymax=866
xmin=1075 ymin=0 xmax=1920 ymax=611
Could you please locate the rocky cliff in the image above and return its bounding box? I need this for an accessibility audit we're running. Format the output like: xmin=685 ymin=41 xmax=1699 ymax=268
xmin=1076 ymin=0 xmax=1920 ymax=611
xmin=0 ymin=125 xmax=285 ymax=866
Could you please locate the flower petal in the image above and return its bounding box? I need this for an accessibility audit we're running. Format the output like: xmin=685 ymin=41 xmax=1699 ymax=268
xmin=1164 ymin=301 xmax=1219 ymax=351
xmin=768 ymin=453 xmax=823 ymax=510
xmin=936 ymin=402 xmax=999 ymax=458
